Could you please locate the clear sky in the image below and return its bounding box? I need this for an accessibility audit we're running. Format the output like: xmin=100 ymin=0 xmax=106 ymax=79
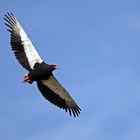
xmin=0 ymin=0 xmax=140 ymax=140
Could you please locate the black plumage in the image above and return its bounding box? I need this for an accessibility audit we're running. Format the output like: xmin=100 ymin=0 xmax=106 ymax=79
xmin=4 ymin=13 xmax=31 ymax=71
xmin=4 ymin=12 xmax=81 ymax=117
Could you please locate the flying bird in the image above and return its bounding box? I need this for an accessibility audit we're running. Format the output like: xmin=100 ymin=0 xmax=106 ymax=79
xmin=4 ymin=12 xmax=81 ymax=117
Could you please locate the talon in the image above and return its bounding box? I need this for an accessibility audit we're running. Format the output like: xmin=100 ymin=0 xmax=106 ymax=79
xmin=26 ymin=79 xmax=32 ymax=84
xmin=24 ymin=75 xmax=28 ymax=78
xmin=23 ymin=75 xmax=33 ymax=84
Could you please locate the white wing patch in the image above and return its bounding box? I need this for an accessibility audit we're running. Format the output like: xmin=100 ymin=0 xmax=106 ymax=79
xmin=15 ymin=17 xmax=43 ymax=69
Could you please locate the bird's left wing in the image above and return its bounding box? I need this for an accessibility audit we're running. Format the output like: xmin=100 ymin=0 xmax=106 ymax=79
xmin=37 ymin=75 xmax=81 ymax=117
xmin=4 ymin=12 xmax=43 ymax=71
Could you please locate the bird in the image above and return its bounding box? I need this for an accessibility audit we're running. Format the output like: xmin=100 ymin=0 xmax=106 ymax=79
xmin=4 ymin=12 xmax=81 ymax=117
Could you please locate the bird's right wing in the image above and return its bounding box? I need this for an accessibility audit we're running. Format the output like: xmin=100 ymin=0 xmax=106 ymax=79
xmin=4 ymin=12 xmax=43 ymax=71
xmin=37 ymin=75 xmax=81 ymax=117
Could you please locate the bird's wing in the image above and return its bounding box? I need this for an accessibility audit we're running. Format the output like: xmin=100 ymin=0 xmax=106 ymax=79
xmin=4 ymin=12 xmax=43 ymax=71
xmin=37 ymin=75 xmax=81 ymax=117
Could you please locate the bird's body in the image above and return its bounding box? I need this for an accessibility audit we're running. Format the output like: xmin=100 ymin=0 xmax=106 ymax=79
xmin=26 ymin=62 xmax=57 ymax=82
xmin=4 ymin=13 xmax=81 ymax=117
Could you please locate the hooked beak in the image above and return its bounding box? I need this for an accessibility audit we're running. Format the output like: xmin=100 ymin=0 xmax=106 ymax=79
xmin=53 ymin=65 xmax=59 ymax=69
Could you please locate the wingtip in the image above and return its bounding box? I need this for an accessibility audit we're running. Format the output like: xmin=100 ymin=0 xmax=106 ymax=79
xmin=10 ymin=12 xmax=14 ymax=16
xmin=68 ymin=108 xmax=72 ymax=116
xmin=5 ymin=12 xmax=11 ymax=17
xmin=4 ymin=12 xmax=15 ymax=20
xmin=66 ymin=106 xmax=81 ymax=118
xmin=7 ymin=12 xmax=11 ymax=16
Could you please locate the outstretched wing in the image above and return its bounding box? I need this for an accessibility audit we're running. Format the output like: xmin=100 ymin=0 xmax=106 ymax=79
xmin=37 ymin=75 xmax=81 ymax=117
xmin=4 ymin=12 xmax=43 ymax=71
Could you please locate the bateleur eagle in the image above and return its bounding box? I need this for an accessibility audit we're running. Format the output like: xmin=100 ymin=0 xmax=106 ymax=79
xmin=4 ymin=12 xmax=81 ymax=117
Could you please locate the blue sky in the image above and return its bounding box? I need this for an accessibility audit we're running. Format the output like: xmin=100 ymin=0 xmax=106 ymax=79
xmin=1 ymin=0 xmax=140 ymax=140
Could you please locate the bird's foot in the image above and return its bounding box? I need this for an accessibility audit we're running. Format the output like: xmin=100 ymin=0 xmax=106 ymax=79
xmin=23 ymin=74 xmax=33 ymax=84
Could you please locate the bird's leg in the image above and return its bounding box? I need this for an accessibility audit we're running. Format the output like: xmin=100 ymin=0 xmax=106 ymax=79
xmin=23 ymin=74 xmax=33 ymax=84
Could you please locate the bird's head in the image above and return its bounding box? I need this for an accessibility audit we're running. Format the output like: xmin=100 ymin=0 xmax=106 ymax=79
xmin=51 ymin=65 xmax=59 ymax=71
